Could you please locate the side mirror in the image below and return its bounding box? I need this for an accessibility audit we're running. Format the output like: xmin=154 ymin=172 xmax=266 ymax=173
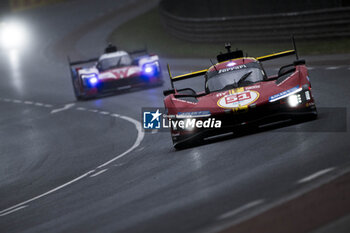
xmin=132 ymin=59 xmax=139 ymax=66
xmin=293 ymin=59 xmax=306 ymax=66
xmin=267 ymin=75 xmax=278 ymax=80
xmin=96 ymin=63 xmax=102 ymax=71
xmin=163 ymin=89 xmax=175 ymax=96
xmin=278 ymin=64 xmax=296 ymax=77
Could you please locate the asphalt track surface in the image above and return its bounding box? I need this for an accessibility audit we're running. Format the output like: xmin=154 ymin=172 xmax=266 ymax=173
xmin=0 ymin=1 xmax=349 ymax=232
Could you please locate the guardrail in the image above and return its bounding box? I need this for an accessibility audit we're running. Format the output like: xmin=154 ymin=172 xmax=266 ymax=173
xmin=10 ymin=0 xmax=65 ymax=11
xmin=159 ymin=6 xmax=350 ymax=42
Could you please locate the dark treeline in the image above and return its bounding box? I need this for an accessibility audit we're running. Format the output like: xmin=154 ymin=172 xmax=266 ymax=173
xmin=160 ymin=0 xmax=348 ymax=18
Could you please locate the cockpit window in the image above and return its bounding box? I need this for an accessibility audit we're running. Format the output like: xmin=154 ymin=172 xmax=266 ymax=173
xmin=206 ymin=62 xmax=266 ymax=92
xmin=98 ymin=55 xmax=132 ymax=72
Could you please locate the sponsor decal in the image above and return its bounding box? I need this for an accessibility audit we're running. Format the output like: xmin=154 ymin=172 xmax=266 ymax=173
xmin=218 ymin=65 xmax=247 ymax=73
xmin=173 ymin=98 xmax=197 ymax=105
xmin=245 ymin=85 xmax=261 ymax=90
xmin=100 ymin=67 xmax=140 ymax=79
xmin=229 ymin=87 xmax=244 ymax=94
xmin=216 ymin=91 xmax=229 ymax=98
xmin=268 ymin=85 xmax=300 ymax=102
xmin=217 ymin=90 xmax=259 ymax=109
xmin=176 ymin=111 xmax=211 ymax=118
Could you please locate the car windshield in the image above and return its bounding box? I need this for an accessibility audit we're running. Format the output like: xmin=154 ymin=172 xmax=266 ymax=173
xmin=206 ymin=63 xmax=265 ymax=92
xmin=98 ymin=55 xmax=132 ymax=72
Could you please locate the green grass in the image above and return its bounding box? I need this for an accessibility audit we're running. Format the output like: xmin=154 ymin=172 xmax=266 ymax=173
xmin=109 ymin=7 xmax=350 ymax=58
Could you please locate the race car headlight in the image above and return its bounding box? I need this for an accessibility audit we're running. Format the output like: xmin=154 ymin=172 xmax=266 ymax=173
xmin=81 ymin=74 xmax=99 ymax=86
xmin=89 ymin=77 xmax=98 ymax=85
xmin=145 ymin=66 xmax=154 ymax=74
xmin=287 ymin=94 xmax=302 ymax=107
xmin=143 ymin=62 xmax=159 ymax=76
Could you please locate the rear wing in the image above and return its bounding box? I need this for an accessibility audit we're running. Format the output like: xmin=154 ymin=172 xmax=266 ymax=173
xmin=129 ymin=49 xmax=148 ymax=56
xmin=67 ymin=56 xmax=99 ymax=67
xmin=67 ymin=56 xmax=98 ymax=81
xmin=165 ymin=49 xmax=296 ymax=89
xmin=257 ymin=35 xmax=299 ymax=62
xmin=256 ymin=50 xmax=295 ymax=62
xmin=165 ymin=36 xmax=300 ymax=89
xmin=167 ymin=64 xmax=207 ymax=89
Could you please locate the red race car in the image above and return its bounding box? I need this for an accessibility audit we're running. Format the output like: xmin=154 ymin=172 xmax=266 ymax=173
xmin=164 ymin=42 xmax=317 ymax=149
xmin=68 ymin=44 xmax=163 ymax=100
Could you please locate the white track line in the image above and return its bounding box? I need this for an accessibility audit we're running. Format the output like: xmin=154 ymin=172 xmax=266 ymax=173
xmin=297 ymin=167 xmax=335 ymax=184
xmin=0 ymin=205 xmax=28 ymax=217
xmin=0 ymin=171 xmax=94 ymax=215
xmin=51 ymin=103 xmax=75 ymax=114
xmin=90 ymin=169 xmax=108 ymax=177
xmin=136 ymin=146 xmax=145 ymax=152
xmin=97 ymin=115 xmax=144 ymax=169
xmin=326 ymin=66 xmax=339 ymax=70
xmin=0 ymin=111 xmax=144 ymax=216
xmin=35 ymin=102 xmax=44 ymax=106
xmin=99 ymin=111 xmax=110 ymax=115
xmin=217 ymin=199 xmax=265 ymax=220
xmin=151 ymin=129 xmax=158 ymax=134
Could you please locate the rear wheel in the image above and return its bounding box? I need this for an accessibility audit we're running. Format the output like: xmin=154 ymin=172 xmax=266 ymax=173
xmin=306 ymin=107 xmax=318 ymax=120
xmin=172 ymin=133 xmax=203 ymax=150
xmin=73 ymin=83 xmax=85 ymax=101
xmin=71 ymin=74 xmax=87 ymax=101
xmin=173 ymin=137 xmax=191 ymax=150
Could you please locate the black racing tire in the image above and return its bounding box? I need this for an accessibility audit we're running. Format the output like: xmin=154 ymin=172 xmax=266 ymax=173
xmin=73 ymin=84 xmax=85 ymax=101
xmin=173 ymin=139 xmax=191 ymax=150
xmin=70 ymin=70 xmax=85 ymax=101
xmin=172 ymin=133 xmax=203 ymax=150
xmin=307 ymin=107 xmax=318 ymax=121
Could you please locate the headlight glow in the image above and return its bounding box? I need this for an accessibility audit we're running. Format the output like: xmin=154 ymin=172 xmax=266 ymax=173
xmin=81 ymin=74 xmax=99 ymax=86
xmin=288 ymin=94 xmax=302 ymax=107
xmin=89 ymin=77 xmax=98 ymax=85
xmin=0 ymin=21 xmax=28 ymax=49
xmin=144 ymin=66 xmax=154 ymax=74
xmin=143 ymin=62 xmax=159 ymax=76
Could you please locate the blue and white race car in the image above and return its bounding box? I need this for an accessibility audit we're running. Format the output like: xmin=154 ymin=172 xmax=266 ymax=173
xmin=68 ymin=44 xmax=163 ymax=100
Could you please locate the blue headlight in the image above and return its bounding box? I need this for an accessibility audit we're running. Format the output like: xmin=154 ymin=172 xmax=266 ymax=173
xmin=82 ymin=73 xmax=99 ymax=86
xmin=89 ymin=77 xmax=98 ymax=85
xmin=144 ymin=66 xmax=154 ymax=74
xmin=143 ymin=62 xmax=159 ymax=76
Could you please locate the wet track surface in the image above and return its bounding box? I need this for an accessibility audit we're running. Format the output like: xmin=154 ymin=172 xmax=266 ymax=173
xmin=0 ymin=1 xmax=350 ymax=232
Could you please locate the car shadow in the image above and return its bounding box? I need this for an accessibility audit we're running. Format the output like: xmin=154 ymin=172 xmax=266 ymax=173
xmin=176 ymin=107 xmax=346 ymax=150
xmin=175 ymin=116 xmax=319 ymax=150
xmin=78 ymin=82 xmax=164 ymax=101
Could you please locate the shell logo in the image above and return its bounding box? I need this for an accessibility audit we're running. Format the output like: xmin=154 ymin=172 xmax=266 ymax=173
xmin=217 ymin=90 xmax=259 ymax=109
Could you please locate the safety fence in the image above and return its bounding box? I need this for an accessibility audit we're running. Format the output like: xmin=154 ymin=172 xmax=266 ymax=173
xmin=10 ymin=0 xmax=66 ymax=11
xmin=159 ymin=6 xmax=350 ymax=42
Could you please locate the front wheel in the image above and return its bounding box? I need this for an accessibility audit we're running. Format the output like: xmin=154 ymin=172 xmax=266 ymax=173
xmin=172 ymin=133 xmax=203 ymax=150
